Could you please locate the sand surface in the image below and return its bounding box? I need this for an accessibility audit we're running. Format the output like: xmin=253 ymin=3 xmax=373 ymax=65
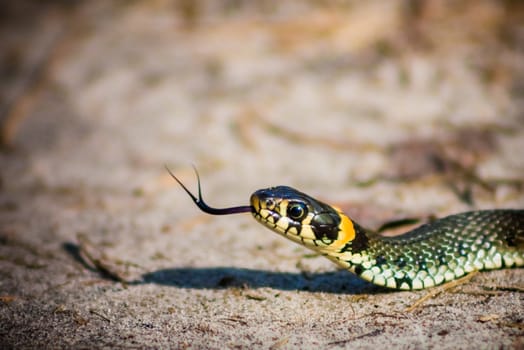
xmin=1 ymin=1 xmax=523 ymax=348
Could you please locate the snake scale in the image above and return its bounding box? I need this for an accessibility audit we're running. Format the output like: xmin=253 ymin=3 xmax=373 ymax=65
xmin=168 ymin=167 xmax=524 ymax=290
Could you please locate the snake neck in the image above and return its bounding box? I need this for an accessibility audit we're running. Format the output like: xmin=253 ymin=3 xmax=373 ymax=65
xmin=324 ymin=218 xmax=453 ymax=290
xmin=320 ymin=220 xmax=382 ymax=280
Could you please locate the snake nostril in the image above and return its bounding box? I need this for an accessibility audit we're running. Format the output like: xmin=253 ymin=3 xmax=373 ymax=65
xmin=265 ymin=198 xmax=275 ymax=208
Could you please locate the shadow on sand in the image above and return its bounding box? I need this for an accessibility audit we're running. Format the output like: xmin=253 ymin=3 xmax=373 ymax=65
xmin=139 ymin=266 xmax=386 ymax=294
xmin=64 ymin=242 xmax=388 ymax=294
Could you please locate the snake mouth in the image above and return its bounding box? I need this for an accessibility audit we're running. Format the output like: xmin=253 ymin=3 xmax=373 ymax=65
xmin=250 ymin=193 xmax=282 ymax=227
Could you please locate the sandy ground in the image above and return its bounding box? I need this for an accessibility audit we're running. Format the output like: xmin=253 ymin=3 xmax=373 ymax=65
xmin=1 ymin=1 xmax=523 ymax=349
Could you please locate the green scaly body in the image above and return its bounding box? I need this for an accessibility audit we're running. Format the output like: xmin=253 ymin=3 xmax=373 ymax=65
xmin=324 ymin=210 xmax=523 ymax=290
xmin=250 ymin=186 xmax=524 ymax=290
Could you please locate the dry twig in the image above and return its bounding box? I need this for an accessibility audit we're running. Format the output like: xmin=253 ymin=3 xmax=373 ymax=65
xmin=405 ymin=271 xmax=479 ymax=312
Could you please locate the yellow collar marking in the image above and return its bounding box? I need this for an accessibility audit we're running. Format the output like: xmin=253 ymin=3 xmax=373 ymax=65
xmin=326 ymin=209 xmax=356 ymax=251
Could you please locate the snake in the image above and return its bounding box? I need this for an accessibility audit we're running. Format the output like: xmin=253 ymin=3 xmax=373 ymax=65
xmin=167 ymin=167 xmax=524 ymax=290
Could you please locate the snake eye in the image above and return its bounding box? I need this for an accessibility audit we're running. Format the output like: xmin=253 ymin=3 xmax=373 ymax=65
xmin=287 ymin=202 xmax=308 ymax=221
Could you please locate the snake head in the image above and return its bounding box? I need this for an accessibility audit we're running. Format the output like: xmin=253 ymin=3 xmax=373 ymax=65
xmin=250 ymin=186 xmax=356 ymax=251
xmin=168 ymin=166 xmax=358 ymax=253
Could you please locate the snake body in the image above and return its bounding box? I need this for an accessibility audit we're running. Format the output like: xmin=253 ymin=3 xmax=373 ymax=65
xmin=250 ymin=186 xmax=523 ymax=290
xmin=168 ymin=168 xmax=524 ymax=290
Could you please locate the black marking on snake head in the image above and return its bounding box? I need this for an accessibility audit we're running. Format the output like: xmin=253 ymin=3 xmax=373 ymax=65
xmin=311 ymin=212 xmax=340 ymax=241
xmin=284 ymin=220 xmax=302 ymax=235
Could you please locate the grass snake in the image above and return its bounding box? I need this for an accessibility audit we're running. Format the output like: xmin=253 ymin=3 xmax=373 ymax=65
xmin=168 ymin=167 xmax=524 ymax=290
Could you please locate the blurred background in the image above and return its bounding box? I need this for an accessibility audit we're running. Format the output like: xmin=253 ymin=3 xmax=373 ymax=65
xmin=1 ymin=0 xmax=523 ymax=348
xmin=1 ymin=0 xmax=523 ymax=207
